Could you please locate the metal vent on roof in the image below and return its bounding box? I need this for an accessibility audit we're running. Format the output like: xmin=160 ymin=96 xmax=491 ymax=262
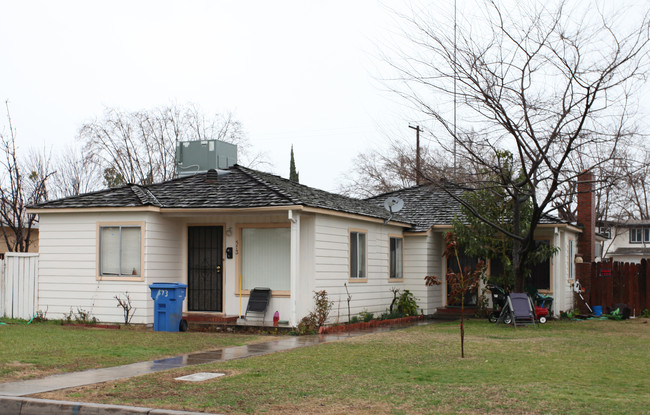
xmin=206 ymin=169 xmax=219 ymax=182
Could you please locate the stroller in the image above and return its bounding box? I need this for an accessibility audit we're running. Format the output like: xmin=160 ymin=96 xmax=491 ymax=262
xmin=487 ymin=284 xmax=511 ymax=324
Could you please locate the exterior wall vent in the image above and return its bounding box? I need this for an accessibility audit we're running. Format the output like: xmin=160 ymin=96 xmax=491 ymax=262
xmin=176 ymin=139 xmax=237 ymax=177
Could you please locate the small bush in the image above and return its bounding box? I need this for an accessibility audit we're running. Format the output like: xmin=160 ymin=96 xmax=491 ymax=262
xmin=115 ymin=292 xmax=136 ymax=325
xmin=359 ymin=310 xmax=374 ymax=322
xmin=32 ymin=308 xmax=48 ymax=323
xmin=396 ymin=290 xmax=418 ymax=316
xmin=379 ymin=310 xmax=405 ymax=320
xmin=64 ymin=308 xmax=98 ymax=324
xmin=640 ymin=309 xmax=650 ymax=318
xmin=296 ymin=290 xmax=334 ymax=334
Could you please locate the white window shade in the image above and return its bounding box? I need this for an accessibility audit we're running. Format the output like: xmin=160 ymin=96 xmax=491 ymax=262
xmin=121 ymin=227 xmax=141 ymax=275
xmin=241 ymin=227 xmax=290 ymax=291
xmin=99 ymin=225 xmax=141 ymax=277
xmin=100 ymin=227 xmax=120 ymax=275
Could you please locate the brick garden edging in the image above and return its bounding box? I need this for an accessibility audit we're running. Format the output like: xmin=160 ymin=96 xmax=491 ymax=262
xmin=318 ymin=315 xmax=424 ymax=334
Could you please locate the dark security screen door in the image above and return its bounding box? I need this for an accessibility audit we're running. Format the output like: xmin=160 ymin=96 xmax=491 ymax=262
xmin=188 ymin=226 xmax=223 ymax=312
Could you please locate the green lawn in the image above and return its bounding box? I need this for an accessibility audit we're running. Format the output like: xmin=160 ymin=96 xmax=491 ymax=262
xmin=38 ymin=319 xmax=650 ymax=415
xmin=0 ymin=320 xmax=264 ymax=381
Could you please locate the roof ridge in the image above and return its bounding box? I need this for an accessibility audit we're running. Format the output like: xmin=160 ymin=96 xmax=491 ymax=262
xmin=129 ymin=184 xmax=162 ymax=207
xmin=142 ymin=186 xmax=164 ymax=207
xmin=236 ymin=165 xmax=303 ymax=205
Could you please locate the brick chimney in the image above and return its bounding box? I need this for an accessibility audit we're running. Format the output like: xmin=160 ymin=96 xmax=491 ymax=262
xmin=576 ymin=170 xmax=596 ymax=263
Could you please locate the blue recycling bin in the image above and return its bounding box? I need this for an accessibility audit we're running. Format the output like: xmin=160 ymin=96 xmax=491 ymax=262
xmin=149 ymin=283 xmax=187 ymax=332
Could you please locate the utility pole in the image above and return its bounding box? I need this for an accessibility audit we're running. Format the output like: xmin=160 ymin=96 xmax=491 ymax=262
xmin=409 ymin=124 xmax=421 ymax=185
xmin=453 ymin=0 xmax=458 ymax=180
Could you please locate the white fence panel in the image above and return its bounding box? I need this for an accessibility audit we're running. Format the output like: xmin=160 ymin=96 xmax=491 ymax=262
xmin=1 ymin=253 xmax=39 ymax=320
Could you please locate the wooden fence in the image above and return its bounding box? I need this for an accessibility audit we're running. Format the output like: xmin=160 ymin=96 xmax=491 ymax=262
xmin=576 ymin=259 xmax=649 ymax=315
xmin=0 ymin=253 xmax=39 ymax=320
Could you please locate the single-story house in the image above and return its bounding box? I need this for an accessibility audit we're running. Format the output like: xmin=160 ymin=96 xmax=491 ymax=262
xmin=28 ymin=165 xmax=588 ymax=325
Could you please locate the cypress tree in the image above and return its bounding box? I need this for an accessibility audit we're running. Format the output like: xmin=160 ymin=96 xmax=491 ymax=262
xmin=289 ymin=145 xmax=299 ymax=183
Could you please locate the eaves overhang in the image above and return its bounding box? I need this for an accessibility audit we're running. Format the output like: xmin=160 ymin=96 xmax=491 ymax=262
xmin=28 ymin=204 xmax=413 ymax=228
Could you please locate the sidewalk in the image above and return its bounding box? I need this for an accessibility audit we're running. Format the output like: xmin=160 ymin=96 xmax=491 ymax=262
xmin=0 ymin=322 xmax=431 ymax=414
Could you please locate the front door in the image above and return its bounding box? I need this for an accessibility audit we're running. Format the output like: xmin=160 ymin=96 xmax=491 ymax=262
xmin=187 ymin=226 xmax=223 ymax=312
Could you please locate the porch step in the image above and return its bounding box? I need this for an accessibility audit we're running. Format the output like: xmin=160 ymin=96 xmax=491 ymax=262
xmin=182 ymin=313 xmax=239 ymax=324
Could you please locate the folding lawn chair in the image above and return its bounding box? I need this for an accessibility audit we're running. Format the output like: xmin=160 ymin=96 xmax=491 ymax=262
xmin=244 ymin=287 xmax=272 ymax=322
xmin=506 ymin=293 xmax=537 ymax=327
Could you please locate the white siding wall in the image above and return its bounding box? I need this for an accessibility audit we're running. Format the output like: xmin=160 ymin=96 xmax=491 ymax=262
xmin=38 ymin=211 xmax=181 ymax=324
xmin=38 ymin=209 xmax=448 ymax=326
xmin=402 ymin=234 xmax=435 ymax=314
xmin=311 ymin=215 xmax=427 ymax=323
xmin=426 ymin=232 xmax=445 ymax=311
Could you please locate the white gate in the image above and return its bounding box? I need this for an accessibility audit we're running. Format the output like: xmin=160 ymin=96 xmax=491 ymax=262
xmin=0 ymin=253 xmax=39 ymax=320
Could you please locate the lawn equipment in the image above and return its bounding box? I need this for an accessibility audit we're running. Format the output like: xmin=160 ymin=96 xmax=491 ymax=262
xmin=532 ymin=292 xmax=553 ymax=324
xmin=534 ymin=305 xmax=549 ymax=324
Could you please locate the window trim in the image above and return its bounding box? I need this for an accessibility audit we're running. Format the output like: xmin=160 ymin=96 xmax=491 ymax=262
xmin=349 ymin=228 xmax=368 ymax=282
xmin=629 ymin=228 xmax=646 ymax=244
xmin=235 ymin=223 xmax=291 ymax=297
xmin=388 ymin=234 xmax=404 ymax=282
xmin=96 ymin=221 xmax=145 ymax=281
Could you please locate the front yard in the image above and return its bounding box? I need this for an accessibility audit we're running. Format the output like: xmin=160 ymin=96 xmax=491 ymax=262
xmin=0 ymin=320 xmax=265 ymax=382
xmin=29 ymin=319 xmax=650 ymax=414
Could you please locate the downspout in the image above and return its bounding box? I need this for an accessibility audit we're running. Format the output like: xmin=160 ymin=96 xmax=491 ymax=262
xmin=289 ymin=210 xmax=300 ymax=326
xmin=553 ymin=227 xmax=562 ymax=317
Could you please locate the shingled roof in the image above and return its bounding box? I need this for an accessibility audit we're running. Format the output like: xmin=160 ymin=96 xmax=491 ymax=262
xmin=32 ymin=165 xmax=410 ymax=224
xmin=367 ymin=184 xmax=572 ymax=233
xmin=366 ymin=185 xmax=465 ymax=232
xmin=33 ymin=165 xmax=572 ymax=233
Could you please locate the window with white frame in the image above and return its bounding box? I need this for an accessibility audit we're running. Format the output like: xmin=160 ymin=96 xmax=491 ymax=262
xmin=630 ymin=228 xmax=649 ymax=243
xmin=389 ymin=236 xmax=403 ymax=279
xmin=350 ymin=230 xmax=367 ymax=279
xmin=241 ymin=226 xmax=290 ymax=291
xmin=99 ymin=226 xmax=141 ymax=276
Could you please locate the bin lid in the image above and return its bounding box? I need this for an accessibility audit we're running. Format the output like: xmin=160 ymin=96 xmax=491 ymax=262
xmin=149 ymin=282 xmax=187 ymax=289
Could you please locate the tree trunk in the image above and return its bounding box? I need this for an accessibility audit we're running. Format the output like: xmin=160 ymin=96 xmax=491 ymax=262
xmin=512 ymin=188 xmax=526 ymax=292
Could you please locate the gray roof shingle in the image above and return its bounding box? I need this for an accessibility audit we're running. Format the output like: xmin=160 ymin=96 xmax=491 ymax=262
xmin=367 ymin=184 xmax=570 ymax=232
xmin=33 ymin=166 xmax=570 ymax=233
xmin=33 ymin=165 xmax=409 ymax=224
xmin=366 ymin=185 xmax=464 ymax=232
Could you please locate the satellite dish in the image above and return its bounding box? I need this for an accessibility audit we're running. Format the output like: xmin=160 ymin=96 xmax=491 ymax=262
xmin=384 ymin=197 xmax=404 ymax=213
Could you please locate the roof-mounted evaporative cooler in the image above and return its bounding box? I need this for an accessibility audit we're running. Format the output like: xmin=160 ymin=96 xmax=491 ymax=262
xmin=176 ymin=139 xmax=237 ymax=177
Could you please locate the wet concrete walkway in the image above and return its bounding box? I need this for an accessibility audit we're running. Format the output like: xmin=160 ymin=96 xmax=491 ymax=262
xmin=0 ymin=324 xmax=421 ymax=397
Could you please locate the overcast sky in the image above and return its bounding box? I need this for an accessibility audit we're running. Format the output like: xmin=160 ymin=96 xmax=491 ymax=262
xmin=1 ymin=1 xmax=648 ymax=193
xmin=0 ymin=1 xmax=429 ymax=192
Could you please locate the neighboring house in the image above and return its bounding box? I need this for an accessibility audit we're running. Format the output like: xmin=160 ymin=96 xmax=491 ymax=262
xmin=597 ymin=220 xmax=650 ymax=263
xmin=28 ymin=165 xmax=585 ymax=325
xmin=0 ymin=223 xmax=39 ymax=255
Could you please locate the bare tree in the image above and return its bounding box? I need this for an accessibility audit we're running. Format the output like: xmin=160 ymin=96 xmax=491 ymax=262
xmin=391 ymin=0 xmax=650 ymax=291
xmin=79 ymin=103 xmax=262 ymax=187
xmin=48 ymin=145 xmax=102 ymax=199
xmin=0 ymin=102 xmax=52 ymax=252
xmin=340 ymin=137 xmax=476 ymax=198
